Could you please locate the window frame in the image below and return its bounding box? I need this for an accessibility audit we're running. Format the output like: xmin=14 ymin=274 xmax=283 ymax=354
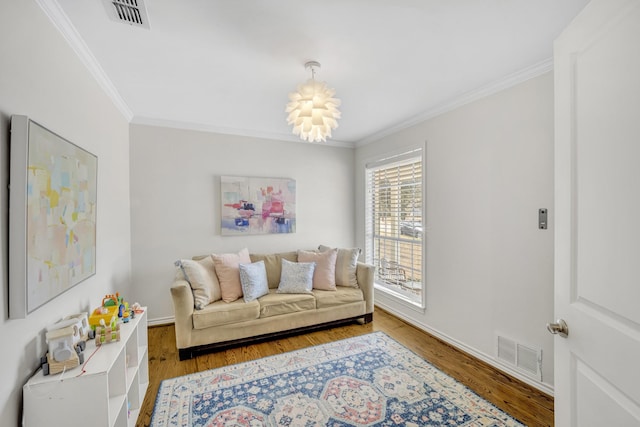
xmin=364 ymin=145 xmax=426 ymax=309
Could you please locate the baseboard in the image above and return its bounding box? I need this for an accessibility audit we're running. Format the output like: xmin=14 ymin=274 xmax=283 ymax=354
xmin=148 ymin=315 xmax=174 ymax=326
xmin=374 ymin=302 xmax=555 ymax=396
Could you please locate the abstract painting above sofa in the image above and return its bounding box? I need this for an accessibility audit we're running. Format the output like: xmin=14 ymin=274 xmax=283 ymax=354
xmin=220 ymin=175 xmax=296 ymax=235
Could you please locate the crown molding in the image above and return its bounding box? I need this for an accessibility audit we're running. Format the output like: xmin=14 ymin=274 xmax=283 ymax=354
xmin=130 ymin=116 xmax=356 ymax=149
xmin=36 ymin=0 xmax=134 ymax=121
xmin=355 ymin=58 xmax=554 ymax=147
xmin=38 ymin=0 xmax=550 ymax=150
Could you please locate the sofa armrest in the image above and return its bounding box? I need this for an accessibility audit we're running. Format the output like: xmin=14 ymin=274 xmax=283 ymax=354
xmin=170 ymin=280 xmax=194 ymax=348
xmin=356 ymin=262 xmax=375 ymax=314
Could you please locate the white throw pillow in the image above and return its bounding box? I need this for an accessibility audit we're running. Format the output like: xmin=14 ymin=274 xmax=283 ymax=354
xmin=318 ymin=245 xmax=361 ymax=288
xmin=175 ymin=256 xmax=221 ymax=309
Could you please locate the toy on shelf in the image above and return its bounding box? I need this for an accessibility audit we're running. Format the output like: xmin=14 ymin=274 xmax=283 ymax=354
xmin=105 ymin=292 xmax=132 ymax=319
xmin=89 ymin=292 xmax=133 ymax=329
xmin=41 ymin=313 xmax=92 ymax=376
xmin=89 ymin=305 xmax=119 ymax=329
xmin=95 ymin=316 xmax=120 ymax=346
xmin=102 ymin=292 xmax=123 ymax=308
xmin=120 ymin=302 xmax=131 ymax=323
xmin=62 ymin=312 xmax=94 ymax=341
xmin=130 ymin=302 xmax=144 ymax=318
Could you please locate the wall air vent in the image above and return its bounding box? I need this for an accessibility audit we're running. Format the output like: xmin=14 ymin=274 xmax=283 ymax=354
xmin=496 ymin=335 xmax=517 ymax=365
xmin=516 ymin=343 xmax=540 ymax=376
xmin=496 ymin=334 xmax=542 ymax=381
xmin=103 ymin=0 xmax=150 ymax=29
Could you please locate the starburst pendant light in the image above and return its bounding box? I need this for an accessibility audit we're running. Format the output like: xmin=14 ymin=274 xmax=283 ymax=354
xmin=286 ymin=61 xmax=341 ymax=143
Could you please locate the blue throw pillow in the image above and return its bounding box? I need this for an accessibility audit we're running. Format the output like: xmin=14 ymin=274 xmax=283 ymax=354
xmin=239 ymin=261 xmax=269 ymax=302
xmin=277 ymin=259 xmax=315 ymax=294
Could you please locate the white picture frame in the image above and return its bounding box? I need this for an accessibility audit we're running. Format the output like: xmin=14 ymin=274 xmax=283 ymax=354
xmin=9 ymin=116 xmax=98 ymax=318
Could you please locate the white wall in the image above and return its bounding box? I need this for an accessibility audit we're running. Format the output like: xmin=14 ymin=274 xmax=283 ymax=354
xmin=0 ymin=1 xmax=131 ymax=424
xmin=355 ymin=73 xmax=555 ymax=391
xmin=129 ymin=124 xmax=356 ymax=322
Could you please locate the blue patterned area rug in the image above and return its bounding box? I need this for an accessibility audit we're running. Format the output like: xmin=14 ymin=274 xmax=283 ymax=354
xmin=151 ymin=332 xmax=524 ymax=426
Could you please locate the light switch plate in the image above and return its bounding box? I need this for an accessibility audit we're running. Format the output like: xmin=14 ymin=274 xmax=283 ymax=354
xmin=539 ymin=208 xmax=547 ymax=230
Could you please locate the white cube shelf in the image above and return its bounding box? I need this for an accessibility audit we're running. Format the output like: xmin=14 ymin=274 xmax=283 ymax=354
xmin=23 ymin=308 xmax=149 ymax=427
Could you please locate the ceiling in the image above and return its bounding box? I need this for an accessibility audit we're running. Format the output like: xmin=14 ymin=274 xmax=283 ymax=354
xmin=42 ymin=0 xmax=589 ymax=147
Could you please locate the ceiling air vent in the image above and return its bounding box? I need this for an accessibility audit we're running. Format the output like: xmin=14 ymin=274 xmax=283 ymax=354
xmin=103 ymin=0 xmax=150 ymax=29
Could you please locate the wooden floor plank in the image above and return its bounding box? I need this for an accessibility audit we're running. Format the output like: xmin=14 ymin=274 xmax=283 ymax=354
xmin=137 ymin=308 xmax=553 ymax=427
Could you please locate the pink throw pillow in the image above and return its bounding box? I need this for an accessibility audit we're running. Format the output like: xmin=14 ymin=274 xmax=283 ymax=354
xmin=211 ymin=248 xmax=251 ymax=302
xmin=298 ymin=249 xmax=338 ymax=291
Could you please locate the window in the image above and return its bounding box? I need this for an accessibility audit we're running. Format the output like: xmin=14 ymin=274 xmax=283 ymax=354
xmin=365 ymin=148 xmax=423 ymax=306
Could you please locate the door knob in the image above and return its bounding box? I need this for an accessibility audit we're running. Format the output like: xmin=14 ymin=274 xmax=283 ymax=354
xmin=546 ymin=319 xmax=569 ymax=338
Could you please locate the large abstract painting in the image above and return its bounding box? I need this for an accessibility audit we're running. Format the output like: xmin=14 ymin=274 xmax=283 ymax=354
xmin=9 ymin=116 xmax=97 ymax=318
xmin=221 ymin=176 xmax=296 ymax=235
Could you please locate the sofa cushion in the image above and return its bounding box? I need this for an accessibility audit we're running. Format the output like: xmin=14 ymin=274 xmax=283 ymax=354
xmin=239 ymin=261 xmax=269 ymax=302
xmin=277 ymin=259 xmax=315 ymax=294
xmin=313 ymin=286 xmax=364 ymax=309
xmin=192 ymin=298 xmax=260 ymax=329
xmin=319 ymin=245 xmax=361 ymax=288
xmin=298 ymin=248 xmax=338 ymax=291
xmin=212 ymin=248 xmax=251 ymax=303
xmin=258 ymin=290 xmax=316 ymax=318
xmin=249 ymin=251 xmax=298 ymax=288
xmin=175 ymin=257 xmax=221 ymax=309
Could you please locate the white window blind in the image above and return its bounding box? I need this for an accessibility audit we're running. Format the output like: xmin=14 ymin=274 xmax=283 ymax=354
xmin=365 ymin=149 xmax=423 ymax=304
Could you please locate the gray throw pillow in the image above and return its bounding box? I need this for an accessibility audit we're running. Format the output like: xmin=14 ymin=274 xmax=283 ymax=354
xmin=239 ymin=261 xmax=269 ymax=302
xmin=277 ymin=259 xmax=315 ymax=294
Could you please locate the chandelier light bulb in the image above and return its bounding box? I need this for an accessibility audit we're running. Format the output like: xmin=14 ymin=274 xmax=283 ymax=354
xmin=286 ymin=61 xmax=341 ymax=143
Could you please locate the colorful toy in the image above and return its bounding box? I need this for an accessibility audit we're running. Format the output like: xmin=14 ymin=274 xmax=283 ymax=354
xmin=130 ymin=302 xmax=144 ymax=319
xmin=89 ymin=292 xmax=132 ymax=329
xmin=103 ymin=292 xmax=131 ymax=319
xmin=89 ymin=305 xmax=119 ymax=329
xmin=102 ymin=292 xmax=123 ymax=308
xmin=95 ymin=316 xmax=120 ymax=346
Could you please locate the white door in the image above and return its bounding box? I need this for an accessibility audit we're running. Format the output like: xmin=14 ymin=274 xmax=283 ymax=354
xmin=553 ymin=0 xmax=640 ymax=426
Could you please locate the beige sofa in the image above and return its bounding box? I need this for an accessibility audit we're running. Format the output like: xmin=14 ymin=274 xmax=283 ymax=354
xmin=170 ymin=250 xmax=374 ymax=360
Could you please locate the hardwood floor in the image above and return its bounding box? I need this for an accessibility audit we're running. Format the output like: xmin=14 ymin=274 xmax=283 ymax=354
xmin=137 ymin=308 xmax=553 ymax=426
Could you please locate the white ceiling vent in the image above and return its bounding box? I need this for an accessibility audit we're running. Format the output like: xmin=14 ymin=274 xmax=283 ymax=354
xmin=103 ymin=0 xmax=150 ymax=29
